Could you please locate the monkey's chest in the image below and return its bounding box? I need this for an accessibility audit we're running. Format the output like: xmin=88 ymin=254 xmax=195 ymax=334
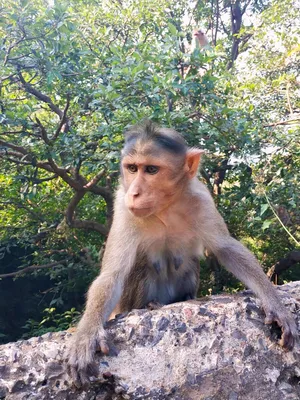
xmin=120 ymin=241 xmax=200 ymax=311
xmin=145 ymin=251 xmax=199 ymax=305
xmin=140 ymin=237 xmax=200 ymax=303
xmin=126 ymin=216 xmax=203 ymax=307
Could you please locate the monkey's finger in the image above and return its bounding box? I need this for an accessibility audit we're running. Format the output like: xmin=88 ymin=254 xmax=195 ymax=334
xmin=264 ymin=312 xmax=274 ymax=325
xmin=79 ymin=370 xmax=91 ymax=389
xmin=87 ymin=362 xmax=99 ymax=378
xmin=280 ymin=328 xmax=295 ymax=351
xmin=99 ymin=338 xmax=110 ymax=355
xmin=69 ymin=366 xmax=83 ymax=389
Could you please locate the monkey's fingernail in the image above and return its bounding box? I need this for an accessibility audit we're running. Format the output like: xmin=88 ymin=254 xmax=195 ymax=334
xmin=100 ymin=341 xmax=110 ymax=354
xmin=264 ymin=313 xmax=274 ymax=324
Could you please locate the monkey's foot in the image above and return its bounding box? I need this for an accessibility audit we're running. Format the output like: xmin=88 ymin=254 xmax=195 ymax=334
xmin=264 ymin=307 xmax=298 ymax=350
xmin=66 ymin=325 xmax=109 ymax=388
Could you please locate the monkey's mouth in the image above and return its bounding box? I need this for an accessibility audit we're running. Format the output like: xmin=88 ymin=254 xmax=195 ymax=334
xmin=129 ymin=207 xmax=153 ymax=218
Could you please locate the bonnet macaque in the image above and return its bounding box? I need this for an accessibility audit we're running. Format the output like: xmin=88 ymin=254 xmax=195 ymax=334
xmin=194 ymin=29 xmax=210 ymax=48
xmin=67 ymin=121 xmax=298 ymax=387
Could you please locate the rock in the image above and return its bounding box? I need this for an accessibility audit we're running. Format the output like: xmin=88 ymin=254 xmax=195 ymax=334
xmin=0 ymin=282 xmax=300 ymax=399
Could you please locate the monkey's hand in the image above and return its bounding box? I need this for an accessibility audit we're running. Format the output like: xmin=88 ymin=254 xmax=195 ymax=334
xmin=264 ymin=305 xmax=298 ymax=350
xmin=66 ymin=322 xmax=109 ymax=388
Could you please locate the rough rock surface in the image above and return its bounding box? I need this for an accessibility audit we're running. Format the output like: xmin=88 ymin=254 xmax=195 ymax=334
xmin=1 ymin=282 xmax=300 ymax=400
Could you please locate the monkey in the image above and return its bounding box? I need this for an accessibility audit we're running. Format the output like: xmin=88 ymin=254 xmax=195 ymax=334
xmin=182 ymin=29 xmax=210 ymax=79
xmin=66 ymin=121 xmax=298 ymax=387
xmin=194 ymin=29 xmax=210 ymax=49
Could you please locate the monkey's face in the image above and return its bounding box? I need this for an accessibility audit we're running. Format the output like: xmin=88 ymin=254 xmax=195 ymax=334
xmin=194 ymin=30 xmax=204 ymax=38
xmin=121 ymin=146 xmax=186 ymax=218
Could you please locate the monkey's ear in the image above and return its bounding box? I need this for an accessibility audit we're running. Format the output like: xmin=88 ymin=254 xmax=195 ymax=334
xmin=185 ymin=148 xmax=205 ymax=178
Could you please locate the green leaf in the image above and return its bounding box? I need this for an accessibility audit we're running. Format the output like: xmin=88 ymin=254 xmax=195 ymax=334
xmin=168 ymin=23 xmax=177 ymax=36
xmin=260 ymin=204 xmax=269 ymax=216
xmin=262 ymin=220 xmax=273 ymax=231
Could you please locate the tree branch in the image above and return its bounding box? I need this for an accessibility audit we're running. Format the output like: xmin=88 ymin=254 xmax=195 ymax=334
xmin=0 ymin=261 xmax=68 ymax=279
xmin=4 ymin=34 xmax=47 ymax=66
xmin=264 ymin=119 xmax=300 ymax=127
xmin=0 ymin=154 xmax=32 ymax=165
xmin=47 ymin=157 xmax=82 ymax=190
xmin=69 ymin=219 xmax=109 ymax=236
xmin=18 ymin=72 xmax=63 ymax=118
xmin=35 ymin=161 xmax=55 ymax=173
xmin=0 ymin=139 xmax=29 ymax=155
xmin=52 ymin=94 xmax=71 ymax=140
xmin=0 ymin=130 xmax=26 ymax=135
xmin=188 ymin=111 xmax=225 ymax=136
xmin=3 ymin=150 xmax=27 ymax=159
xmin=200 ymin=167 xmax=213 ymax=193
xmin=213 ymin=159 xmax=232 ymax=196
xmin=267 ymin=251 xmax=300 ymax=283
xmin=35 ymin=117 xmax=51 ymax=145
xmin=33 ymin=175 xmax=57 ymax=183
xmin=65 ymin=190 xmax=109 ymax=236
xmin=83 ymin=169 xmax=105 ymax=190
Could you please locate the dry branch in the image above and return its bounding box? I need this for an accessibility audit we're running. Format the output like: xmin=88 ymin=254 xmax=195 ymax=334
xmin=0 ymin=260 xmax=68 ymax=279
xmin=264 ymin=119 xmax=300 ymax=127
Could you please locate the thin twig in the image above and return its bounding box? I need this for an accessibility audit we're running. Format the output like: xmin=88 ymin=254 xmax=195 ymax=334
xmin=52 ymin=94 xmax=70 ymax=141
xmin=264 ymin=119 xmax=300 ymax=128
xmin=263 ymin=192 xmax=300 ymax=246
xmin=36 ymin=117 xmax=50 ymax=145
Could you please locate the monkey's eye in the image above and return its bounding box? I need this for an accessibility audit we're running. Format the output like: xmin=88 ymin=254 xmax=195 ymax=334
xmin=145 ymin=165 xmax=159 ymax=174
xmin=127 ymin=164 xmax=138 ymax=173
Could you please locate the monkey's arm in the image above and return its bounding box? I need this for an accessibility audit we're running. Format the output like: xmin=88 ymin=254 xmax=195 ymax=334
xmin=66 ymin=216 xmax=139 ymax=387
xmin=200 ymin=194 xmax=298 ymax=350
xmin=215 ymin=237 xmax=297 ymax=348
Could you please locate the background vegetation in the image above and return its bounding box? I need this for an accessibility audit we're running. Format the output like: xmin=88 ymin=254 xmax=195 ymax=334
xmin=0 ymin=0 xmax=299 ymax=343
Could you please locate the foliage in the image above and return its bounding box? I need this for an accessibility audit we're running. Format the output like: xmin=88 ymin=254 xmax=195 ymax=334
xmin=0 ymin=0 xmax=299 ymax=343
xmin=22 ymin=307 xmax=80 ymax=338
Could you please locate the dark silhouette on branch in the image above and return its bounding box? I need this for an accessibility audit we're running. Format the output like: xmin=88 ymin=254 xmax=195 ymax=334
xmin=267 ymin=251 xmax=300 ymax=283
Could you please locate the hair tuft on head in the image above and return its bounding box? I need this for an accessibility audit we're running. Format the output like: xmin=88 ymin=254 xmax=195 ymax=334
xmin=123 ymin=120 xmax=187 ymax=155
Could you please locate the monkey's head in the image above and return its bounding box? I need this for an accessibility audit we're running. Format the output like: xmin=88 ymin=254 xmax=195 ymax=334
xmin=194 ymin=29 xmax=205 ymax=39
xmin=121 ymin=121 xmax=203 ymax=218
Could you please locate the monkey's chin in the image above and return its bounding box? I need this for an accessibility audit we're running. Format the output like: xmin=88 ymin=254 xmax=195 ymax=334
xmin=129 ymin=207 xmax=153 ymax=218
